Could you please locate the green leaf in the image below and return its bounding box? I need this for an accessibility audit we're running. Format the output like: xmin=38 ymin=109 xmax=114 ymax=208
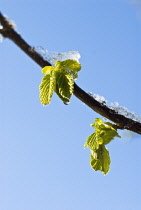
xmin=101 ymin=127 xmax=120 ymax=145
xmin=39 ymin=72 xmax=55 ymax=105
xmin=60 ymin=59 xmax=81 ymax=71
xmin=90 ymin=118 xmax=103 ymax=128
xmin=84 ymin=133 xmax=102 ymax=150
xmin=55 ymin=59 xmax=81 ymax=80
xmin=84 ymin=118 xmax=121 ymax=175
xmin=55 ymin=61 xmax=65 ymax=71
xmin=42 ymin=66 xmax=55 ymax=74
xmin=54 ymin=70 xmax=74 ymax=103
xmin=90 ymin=118 xmax=121 ymax=145
xmin=40 ymin=58 xmax=81 ymax=105
xmin=90 ymin=145 xmax=111 ymax=175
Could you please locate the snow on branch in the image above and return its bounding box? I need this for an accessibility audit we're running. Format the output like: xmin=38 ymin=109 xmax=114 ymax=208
xmin=89 ymin=92 xmax=141 ymax=123
xmin=0 ymin=11 xmax=141 ymax=134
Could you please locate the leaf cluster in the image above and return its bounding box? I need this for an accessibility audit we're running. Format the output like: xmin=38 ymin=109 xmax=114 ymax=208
xmin=84 ymin=118 xmax=121 ymax=175
xmin=39 ymin=59 xmax=81 ymax=105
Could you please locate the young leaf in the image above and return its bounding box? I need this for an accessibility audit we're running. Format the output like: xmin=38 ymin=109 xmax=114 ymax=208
xmin=55 ymin=59 xmax=81 ymax=80
xmin=42 ymin=66 xmax=55 ymax=74
xmin=84 ymin=118 xmax=121 ymax=175
xmin=54 ymin=70 xmax=74 ymax=103
xmin=39 ymin=72 xmax=55 ymax=105
xmin=90 ymin=118 xmax=103 ymax=128
xmin=60 ymin=59 xmax=81 ymax=71
xmin=90 ymin=118 xmax=121 ymax=145
xmin=40 ymin=57 xmax=81 ymax=105
xmin=90 ymin=145 xmax=111 ymax=175
xmin=55 ymin=84 xmax=69 ymax=103
xmin=84 ymin=133 xmax=101 ymax=150
xmin=100 ymin=127 xmax=121 ymax=145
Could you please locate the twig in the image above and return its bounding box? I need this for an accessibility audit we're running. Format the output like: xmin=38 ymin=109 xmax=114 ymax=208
xmin=0 ymin=12 xmax=141 ymax=134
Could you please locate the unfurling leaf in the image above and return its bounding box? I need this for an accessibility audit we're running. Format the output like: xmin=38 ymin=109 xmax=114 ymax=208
xmin=42 ymin=66 xmax=55 ymax=74
xmin=56 ymin=59 xmax=81 ymax=71
xmin=90 ymin=118 xmax=120 ymax=145
xmin=39 ymin=72 xmax=55 ymax=105
xmin=39 ymin=58 xmax=81 ymax=105
xmin=84 ymin=118 xmax=121 ymax=175
xmin=84 ymin=133 xmax=100 ymax=150
xmin=90 ymin=145 xmax=111 ymax=175
xmin=55 ymin=70 xmax=74 ymax=103
xmin=55 ymin=59 xmax=81 ymax=80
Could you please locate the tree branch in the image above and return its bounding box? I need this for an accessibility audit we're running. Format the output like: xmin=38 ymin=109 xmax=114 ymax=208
xmin=1 ymin=12 xmax=141 ymax=134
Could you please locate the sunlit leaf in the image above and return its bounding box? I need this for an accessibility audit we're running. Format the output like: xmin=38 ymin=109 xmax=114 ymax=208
xmin=85 ymin=118 xmax=121 ymax=175
xmin=55 ymin=59 xmax=81 ymax=80
xmin=90 ymin=118 xmax=121 ymax=145
xmin=90 ymin=118 xmax=103 ymax=128
xmin=54 ymin=70 xmax=74 ymax=103
xmin=90 ymin=145 xmax=111 ymax=175
xmin=40 ymin=58 xmax=81 ymax=105
xmin=42 ymin=66 xmax=55 ymax=74
xmin=84 ymin=133 xmax=101 ymax=150
xmin=39 ymin=72 xmax=55 ymax=105
xmin=60 ymin=59 xmax=81 ymax=71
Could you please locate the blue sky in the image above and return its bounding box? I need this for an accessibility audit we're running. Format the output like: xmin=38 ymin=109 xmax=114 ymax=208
xmin=0 ymin=0 xmax=141 ymax=209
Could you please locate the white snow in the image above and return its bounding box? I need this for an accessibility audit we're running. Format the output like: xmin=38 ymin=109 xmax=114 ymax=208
xmin=4 ymin=15 xmax=17 ymax=29
xmin=0 ymin=15 xmax=16 ymax=43
xmin=88 ymin=92 xmax=141 ymax=123
xmin=49 ymin=51 xmax=80 ymax=65
xmin=33 ymin=46 xmax=49 ymax=61
xmin=88 ymin=92 xmax=107 ymax=105
xmin=33 ymin=47 xmax=80 ymax=66
xmin=109 ymin=102 xmax=141 ymax=122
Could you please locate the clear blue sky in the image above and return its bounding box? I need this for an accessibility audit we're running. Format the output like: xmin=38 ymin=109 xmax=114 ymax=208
xmin=0 ymin=0 xmax=141 ymax=209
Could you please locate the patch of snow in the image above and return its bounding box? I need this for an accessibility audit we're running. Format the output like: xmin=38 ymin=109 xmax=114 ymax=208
xmin=33 ymin=47 xmax=80 ymax=66
xmin=49 ymin=50 xmax=80 ymax=65
xmin=109 ymin=102 xmax=141 ymax=123
xmin=4 ymin=15 xmax=17 ymax=29
xmin=88 ymin=92 xmax=107 ymax=105
xmin=33 ymin=46 xmax=49 ymax=61
xmin=88 ymin=92 xmax=141 ymax=123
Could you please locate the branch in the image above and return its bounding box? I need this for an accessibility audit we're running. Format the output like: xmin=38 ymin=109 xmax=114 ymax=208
xmin=1 ymin=12 xmax=141 ymax=134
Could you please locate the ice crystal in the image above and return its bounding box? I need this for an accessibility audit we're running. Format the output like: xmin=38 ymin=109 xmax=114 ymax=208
xmin=88 ymin=92 xmax=141 ymax=123
xmin=49 ymin=50 xmax=80 ymax=65
xmin=33 ymin=47 xmax=80 ymax=66
xmin=109 ymin=102 xmax=141 ymax=122
xmin=4 ymin=15 xmax=17 ymax=29
xmin=88 ymin=92 xmax=107 ymax=105
xmin=33 ymin=46 xmax=49 ymax=61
